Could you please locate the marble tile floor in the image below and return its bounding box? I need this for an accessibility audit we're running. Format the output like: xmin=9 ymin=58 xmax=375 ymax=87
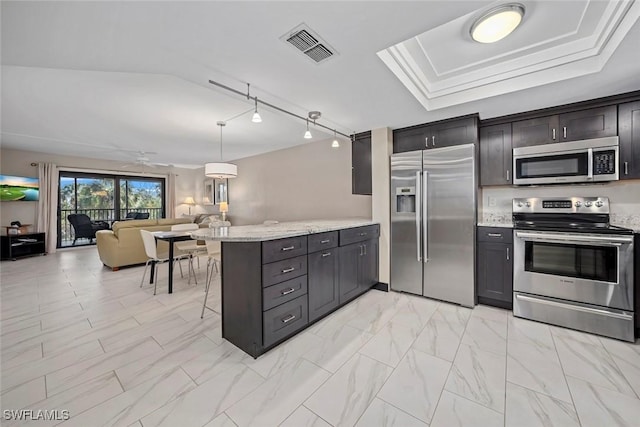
xmin=1 ymin=247 xmax=640 ymax=427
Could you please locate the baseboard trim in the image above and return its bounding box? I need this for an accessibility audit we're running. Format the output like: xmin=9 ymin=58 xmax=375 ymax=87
xmin=372 ymin=282 xmax=389 ymax=292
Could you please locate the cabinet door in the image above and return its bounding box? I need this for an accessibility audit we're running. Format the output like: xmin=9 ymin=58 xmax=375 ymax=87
xmin=360 ymin=239 xmax=379 ymax=294
xmin=393 ymin=126 xmax=429 ymax=153
xmin=559 ymin=105 xmax=617 ymax=141
xmin=352 ymin=133 xmax=372 ymax=195
xmin=619 ymin=101 xmax=640 ymax=180
xmin=339 ymin=243 xmax=361 ymax=304
xmin=480 ymin=123 xmax=512 ymax=186
xmin=308 ymin=249 xmax=340 ymax=322
xmin=476 ymin=242 xmax=513 ymax=305
xmin=512 ymin=115 xmax=559 ymax=147
xmin=430 ymin=116 xmax=478 ymax=148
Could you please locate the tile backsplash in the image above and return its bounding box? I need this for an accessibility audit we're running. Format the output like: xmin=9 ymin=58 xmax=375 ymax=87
xmin=479 ymin=180 xmax=640 ymax=229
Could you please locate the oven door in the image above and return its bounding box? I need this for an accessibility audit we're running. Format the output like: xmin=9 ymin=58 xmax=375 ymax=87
xmin=514 ymin=230 xmax=634 ymax=310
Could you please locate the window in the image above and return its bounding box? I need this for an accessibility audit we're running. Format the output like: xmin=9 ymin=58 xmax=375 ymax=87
xmin=58 ymin=172 xmax=165 ymax=247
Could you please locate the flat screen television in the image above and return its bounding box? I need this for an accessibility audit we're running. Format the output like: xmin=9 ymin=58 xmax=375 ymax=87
xmin=0 ymin=175 xmax=40 ymax=201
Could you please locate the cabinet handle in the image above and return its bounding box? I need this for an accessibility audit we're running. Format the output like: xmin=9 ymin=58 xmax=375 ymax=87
xmin=488 ymin=233 xmax=502 ymax=238
xmin=624 ymin=161 xmax=629 ymax=175
xmin=506 ymin=247 xmax=510 ymax=261
xmin=320 ymin=239 xmax=331 ymax=244
xmin=363 ymin=245 xmax=367 ymax=255
xmin=322 ymin=252 xmax=332 ymax=257
xmin=359 ymin=232 xmax=367 ymax=236
xmin=425 ymin=137 xmax=429 ymax=148
xmin=281 ymin=267 xmax=295 ymax=273
xmin=281 ymin=246 xmax=295 ymax=251
xmin=280 ymin=288 xmax=296 ymax=296
xmin=281 ymin=314 xmax=296 ymax=323
xmin=563 ymin=126 xmax=567 ymax=139
xmin=506 ymin=170 xmax=510 ymax=182
xmin=359 ymin=245 xmax=364 ymax=256
xmin=552 ymin=129 xmax=556 ymax=140
xmin=432 ymin=136 xmax=436 ymax=146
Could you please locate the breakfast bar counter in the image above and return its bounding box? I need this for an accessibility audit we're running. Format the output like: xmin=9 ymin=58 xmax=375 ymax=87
xmin=192 ymin=219 xmax=381 ymax=358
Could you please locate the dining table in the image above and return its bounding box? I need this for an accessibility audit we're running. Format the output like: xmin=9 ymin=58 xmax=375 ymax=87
xmin=150 ymin=231 xmax=195 ymax=294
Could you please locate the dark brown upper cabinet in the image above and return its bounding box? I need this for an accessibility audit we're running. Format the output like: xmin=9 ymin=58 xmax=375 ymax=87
xmin=393 ymin=115 xmax=478 ymax=153
xmin=512 ymin=105 xmax=617 ymax=148
xmin=352 ymin=131 xmax=372 ymax=195
xmin=480 ymin=123 xmax=512 ymax=186
xmin=619 ymin=100 xmax=640 ymax=180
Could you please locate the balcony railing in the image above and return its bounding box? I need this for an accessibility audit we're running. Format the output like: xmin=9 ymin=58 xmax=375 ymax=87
xmin=59 ymin=208 xmax=163 ymax=247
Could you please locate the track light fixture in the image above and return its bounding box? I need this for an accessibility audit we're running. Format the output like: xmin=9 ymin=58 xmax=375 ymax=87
xmin=210 ymin=79 xmax=351 ymax=141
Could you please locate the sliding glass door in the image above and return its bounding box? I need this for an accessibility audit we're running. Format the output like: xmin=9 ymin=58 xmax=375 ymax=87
xmin=58 ymin=172 xmax=165 ymax=247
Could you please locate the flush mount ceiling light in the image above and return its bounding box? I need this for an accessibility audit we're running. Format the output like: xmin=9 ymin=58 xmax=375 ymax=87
xmin=470 ymin=3 xmax=525 ymax=44
xmin=205 ymin=121 xmax=238 ymax=179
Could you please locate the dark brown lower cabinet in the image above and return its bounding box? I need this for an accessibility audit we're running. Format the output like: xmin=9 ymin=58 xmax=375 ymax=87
xmin=308 ymin=249 xmax=339 ymax=322
xmin=339 ymin=238 xmax=379 ymax=304
xmin=476 ymin=227 xmax=513 ymax=309
xmin=222 ymin=224 xmax=379 ymax=358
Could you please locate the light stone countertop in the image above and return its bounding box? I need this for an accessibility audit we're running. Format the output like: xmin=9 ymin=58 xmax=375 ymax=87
xmin=190 ymin=219 xmax=378 ymax=242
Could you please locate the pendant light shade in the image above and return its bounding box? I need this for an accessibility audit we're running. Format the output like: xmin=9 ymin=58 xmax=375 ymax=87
xmin=470 ymin=3 xmax=525 ymax=44
xmin=304 ymin=119 xmax=312 ymax=139
xmin=331 ymin=129 xmax=340 ymax=148
xmin=205 ymin=162 xmax=238 ymax=179
xmin=205 ymin=121 xmax=237 ymax=179
xmin=251 ymin=97 xmax=262 ymax=123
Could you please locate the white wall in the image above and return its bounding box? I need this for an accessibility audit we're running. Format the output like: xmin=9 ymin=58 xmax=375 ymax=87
xmin=371 ymin=127 xmax=392 ymax=285
xmin=0 ymin=147 xmax=206 ymax=227
xmin=228 ymin=138 xmax=371 ymax=225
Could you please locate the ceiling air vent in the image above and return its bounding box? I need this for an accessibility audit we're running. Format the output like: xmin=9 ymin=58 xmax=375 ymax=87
xmin=281 ymin=24 xmax=337 ymax=64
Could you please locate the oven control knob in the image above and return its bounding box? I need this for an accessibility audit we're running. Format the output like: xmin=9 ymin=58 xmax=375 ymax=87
xmin=517 ymin=202 xmax=523 ymax=207
xmin=525 ymin=202 xmax=531 ymax=207
xmin=595 ymin=200 xmax=604 ymax=207
xmin=574 ymin=201 xmax=582 ymax=207
xmin=584 ymin=201 xmax=592 ymax=207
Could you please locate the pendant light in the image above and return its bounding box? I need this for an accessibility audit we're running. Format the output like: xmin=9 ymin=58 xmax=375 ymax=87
xmin=331 ymin=129 xmax=340 ymax=148
xmin=251 ymin=97 xmax=262 ymax=123
xmin=304 ymin=118 xmax=312 ymax=139
xmin=205 ymin=121 xmax=238 ymax=179
xmin=470 ymin=3 xmax=525 ymax=44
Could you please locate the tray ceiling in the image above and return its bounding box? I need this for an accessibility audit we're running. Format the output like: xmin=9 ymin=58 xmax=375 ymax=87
xmin=378 ymin=0 xmax=640 ymax=110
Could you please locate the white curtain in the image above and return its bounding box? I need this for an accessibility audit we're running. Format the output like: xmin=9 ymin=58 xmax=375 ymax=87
xmin=167 ymin=172 xmax=176 ymax=218
xmin=36 ymin=163 xmax=59 ymax=253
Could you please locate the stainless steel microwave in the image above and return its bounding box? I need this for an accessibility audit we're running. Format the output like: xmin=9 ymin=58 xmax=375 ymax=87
xmin=513 ymin=136 xmax=619 ymax=185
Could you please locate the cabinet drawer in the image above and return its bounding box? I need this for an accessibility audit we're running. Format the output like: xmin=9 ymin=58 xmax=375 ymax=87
xmin=477 ymin=227 xmax=513 ymax=244
xmin=339 ymin=225 xmax=380 ymax=246
xmin=262 ymin=236 xmax=308 ymax=264
xmin=262 ymin=255 xmax=307 ymax=287
xmin=308 ymin=231 xmax=338 ymax=253
xmin=263 ymin=275 xmax=308 ymax=311
xmin=263 ymin=294 xmax=308 ymax=348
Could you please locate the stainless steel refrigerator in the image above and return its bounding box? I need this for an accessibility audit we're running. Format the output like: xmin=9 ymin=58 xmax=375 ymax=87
xmin=390 ymin=144 xmax=476 ymax=307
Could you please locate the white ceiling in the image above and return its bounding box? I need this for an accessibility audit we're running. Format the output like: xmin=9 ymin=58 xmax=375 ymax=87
xmin=2 ymin=1 xmax=639 ymax=166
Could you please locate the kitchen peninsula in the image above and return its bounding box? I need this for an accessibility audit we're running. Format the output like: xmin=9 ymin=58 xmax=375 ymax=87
xmin=191 ymin=219 xmax=380 ymax=358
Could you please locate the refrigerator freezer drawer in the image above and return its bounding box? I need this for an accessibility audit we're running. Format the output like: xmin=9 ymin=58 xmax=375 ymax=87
xmin=513 ymin=292 xmax=635 ymax=342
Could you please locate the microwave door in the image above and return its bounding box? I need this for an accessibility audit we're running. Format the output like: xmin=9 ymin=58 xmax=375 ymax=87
xmin=514 ymin=151 xmax=590 ymax=185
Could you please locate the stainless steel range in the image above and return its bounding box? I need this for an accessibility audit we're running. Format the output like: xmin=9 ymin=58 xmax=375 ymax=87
xmin=512 ymin=196 xmax=635 ymax=342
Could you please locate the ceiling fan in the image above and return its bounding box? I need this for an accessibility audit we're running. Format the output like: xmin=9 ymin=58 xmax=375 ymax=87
xmin=120 ymin=151 xmax=170 ymax=169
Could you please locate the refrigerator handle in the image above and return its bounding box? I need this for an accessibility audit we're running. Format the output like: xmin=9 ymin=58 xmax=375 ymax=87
xmin=415 ymin=171 xmax=422 ymax=262
xmin=423 ymin=171 xmax=429 ymax=263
